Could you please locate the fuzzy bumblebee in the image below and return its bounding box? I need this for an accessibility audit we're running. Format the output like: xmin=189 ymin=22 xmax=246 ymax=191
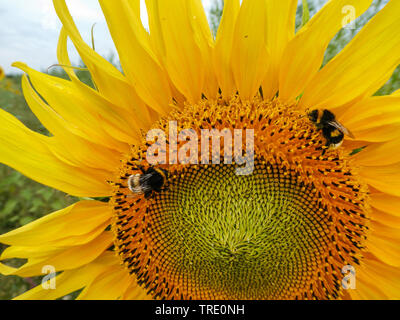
xmin=128 ymin=166 xmax=168 ymax=199
xmin=308 ymin=109 xmax=354 ymax=149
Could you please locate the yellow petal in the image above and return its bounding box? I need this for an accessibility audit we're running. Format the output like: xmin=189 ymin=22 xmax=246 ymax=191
xmin=147 ymin=0 xmax=212 ymax=103
xmin=352 ymin=139 xmax=400 ymax=166
xmin=371 ymin=208 xmax=400 ymax=229
xmin=56 ymin=27 xmax=79 ymax=82
xmin=143 ymin=1 xmax=189 ymax=108
xmin=0 ymin=66 xmax=5 ymax=81
xmin=356 ymin=254 xmax=400 ymax=299
xmin=368 ymin=213 xmax=400 ymax=268
xmin=279 ymin=0 xmax=372 ymax=102
xmin=340 ymin=97 xmax=400 ymax=141
xmin=0 ymin=109 xmax=111 ymax=197
xmin=57 ymin=27 xmax=153 ymax=130
xmin=349 ymin=272 xmax=388 ymax=300
xmin=145 ymin=0 xmax=167 ymax=61
xmin=262 ymin=0 xmax=297 ymax=99
xmin=15 ymin=62 xmax=136 ymax=149
xmin=188 ymin=0 xmax=218 ymax=99
xmin=47 ymin=222 xmax=110 ymax=247
xmin=13 ymin=251 xmax=118 ymax=300
xmin=0 ymin=201 xmax=111 ymax=246
xmin=231 ymin=0 xmax=270 ymax=100
xmin=98 ymin=0 xmax=173 ymax=116
xmin=52 ymin=0 xmax=127 ymax=87
xmin=146 ymin=0 xmax=216 ymax=103
xmin=213 ymin=0 xmax=240 ymax=98
xmin=0 ymin=263 xmax=17 ymax=276
xmin=371 ymin=220 xmax=400 ymax=241
xmin=1 ymin=246 xmax=60 ymax=260
xmin=122 ymin=284 xmax=151 ymax=300
xmin=360 ymin=163 xmax=400 ymax=197
xmin=77 ymin=265 xmax=132 ymax=300
xmin=21 ymin=75 xmax=122 ymax=171
xmin=370 ymin=192 xmax=400 ymax=216
xmin=301 ymin=0 xmax=400 ymax=109
xmin=0 ymin=232 xmax=113 ymax=277
xmin=53 ymin=0 xmax=155 ymax=127
xmin=340 ymin=96 xmax=400 ymax=130
xmin=351 ymin=124 xmax=400 ymax=142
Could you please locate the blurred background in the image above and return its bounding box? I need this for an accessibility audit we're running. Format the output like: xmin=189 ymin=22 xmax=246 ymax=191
xmin=0 ymin=0 xmax=397 ymax=299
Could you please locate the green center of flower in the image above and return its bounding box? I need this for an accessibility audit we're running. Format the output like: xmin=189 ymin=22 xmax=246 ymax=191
xmin=146 ymin=161 xmax=335 ymax=299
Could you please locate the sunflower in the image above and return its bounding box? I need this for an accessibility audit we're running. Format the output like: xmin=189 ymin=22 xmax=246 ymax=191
xmin=1 ymin=0 xmax=400 ymax=300
xmin=0 ymin=67 xmax=5 ymax=81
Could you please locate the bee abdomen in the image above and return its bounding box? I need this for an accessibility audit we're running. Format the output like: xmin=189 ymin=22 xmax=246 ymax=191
xmin=322 ymin=126 xmax=344 ymax=148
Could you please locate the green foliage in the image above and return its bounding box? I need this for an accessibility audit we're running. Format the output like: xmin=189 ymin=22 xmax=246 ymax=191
xmin=0 ymin=274 xmax=34 ymax=300
xmin=301 ymin=0 xmax=311 ymax=28
xmin=209 ymin=0 xmax=223 ymax=37
xmin=0 ymin=166 xmax=76 ymax=231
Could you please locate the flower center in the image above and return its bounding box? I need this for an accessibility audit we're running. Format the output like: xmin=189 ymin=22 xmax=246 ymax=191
xmin=111 ymin=97 xmax=370 ymax=300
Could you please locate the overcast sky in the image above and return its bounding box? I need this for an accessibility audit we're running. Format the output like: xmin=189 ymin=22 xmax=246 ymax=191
xmin=0 ymin=0 xmax=214 ymax=74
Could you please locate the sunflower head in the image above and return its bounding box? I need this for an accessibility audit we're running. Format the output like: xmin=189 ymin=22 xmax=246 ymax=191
xmin=0 ymin=66 xmax=5 ymax=81
xmin=110 ymin=96 xmax=371 ymax=299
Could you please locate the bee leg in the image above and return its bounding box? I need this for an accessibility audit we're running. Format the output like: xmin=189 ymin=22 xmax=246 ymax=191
xmin=137 ymin=164 xmax=146 ymax=174
xmin=144 ymin=191 xmax=152 ymax=199
xmin=152 ymin=188 xmax=160 ymax=194
xmin=156 ymin=184 xmax=168 ymax=193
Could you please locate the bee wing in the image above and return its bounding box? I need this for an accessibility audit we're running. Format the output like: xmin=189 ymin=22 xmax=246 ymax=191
xmin=139 ymin=174 xmax=156 ymax=192
xmin=327 ymin=121 xmax=355 ymax=139
xmin=135 ymin=174 xmax=155 ymax=193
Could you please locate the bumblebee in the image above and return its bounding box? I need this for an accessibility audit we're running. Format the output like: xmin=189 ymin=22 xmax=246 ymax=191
xmin=128 ymin=166 xmax=168 ymax=199
xmin=308 ymin=109 xmax=354 ymax=149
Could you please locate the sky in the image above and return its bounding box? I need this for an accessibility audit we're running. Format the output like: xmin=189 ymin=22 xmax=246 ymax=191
xmin=0 ymin=0 xmax=214 ymax=74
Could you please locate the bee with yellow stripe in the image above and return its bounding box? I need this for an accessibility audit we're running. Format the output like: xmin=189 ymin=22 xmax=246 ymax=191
xmin=128 ymin=166 xmax=168 ymax=199
xmin=308 ymin=109 xmax=354 ymax=149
